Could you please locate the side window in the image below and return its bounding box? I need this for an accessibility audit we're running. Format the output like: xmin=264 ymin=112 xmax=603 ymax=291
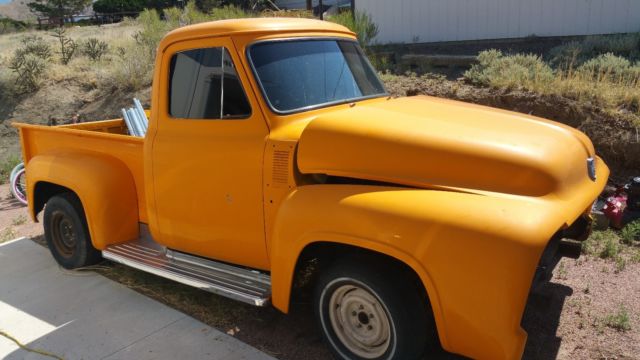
xmin=169 ymin=47 xmax=251 ymax=119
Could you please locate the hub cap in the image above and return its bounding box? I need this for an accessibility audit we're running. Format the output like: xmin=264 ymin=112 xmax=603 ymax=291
xmin=51 ymin=210 xmax=76 ymax=257
xmin=328 ymin=284 xmax=392 ymax=358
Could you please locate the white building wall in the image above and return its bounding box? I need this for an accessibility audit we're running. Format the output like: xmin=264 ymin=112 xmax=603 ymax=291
xmin=357 ymin=0 xmax=640 ymax=44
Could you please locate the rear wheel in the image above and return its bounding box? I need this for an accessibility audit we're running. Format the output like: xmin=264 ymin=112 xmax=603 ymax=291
xmin=314 ymin=259 xmax=435 ymax=360
xmin=44 ymin=193 xmax=101 ymax=269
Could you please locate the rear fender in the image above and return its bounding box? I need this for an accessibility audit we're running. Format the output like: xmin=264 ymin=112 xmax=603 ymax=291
xmin=270 ymin=184 xmax=565 ymax=360
xmin=27 ymin=152 xmax=139 ymax=250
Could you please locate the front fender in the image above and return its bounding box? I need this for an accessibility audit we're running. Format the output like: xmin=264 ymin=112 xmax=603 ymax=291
xmin=27 ymin=152 xmax=139 ymax=250
xmin=270 ymin=185 xmax=568 ymax=360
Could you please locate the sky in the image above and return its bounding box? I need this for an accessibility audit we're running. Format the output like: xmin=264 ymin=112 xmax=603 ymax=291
xmin=0 ymin=0 xmax=11 ymax=5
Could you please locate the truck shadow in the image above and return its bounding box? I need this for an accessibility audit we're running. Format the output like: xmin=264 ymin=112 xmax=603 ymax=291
xmin=521 ymin=282 xmax=573 ymax=360
xmin=0 ymin=194 xmax=25 ymax=212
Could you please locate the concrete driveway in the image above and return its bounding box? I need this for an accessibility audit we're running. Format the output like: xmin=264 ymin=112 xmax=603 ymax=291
xmin=0 ymin=238 xmax=277 ymax=360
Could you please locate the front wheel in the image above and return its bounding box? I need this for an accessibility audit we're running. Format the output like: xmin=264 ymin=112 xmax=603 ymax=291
xmin=314 ymin=259 xmax=435 ymax=360
xmin=43 ymin=193 xmax=101 ymax=269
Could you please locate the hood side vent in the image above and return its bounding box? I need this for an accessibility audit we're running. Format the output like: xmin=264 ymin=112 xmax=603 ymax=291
xmin=272 ymin=150 xmax=290 ymax=187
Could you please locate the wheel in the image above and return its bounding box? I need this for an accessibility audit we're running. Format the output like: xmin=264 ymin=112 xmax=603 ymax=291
xmin=10 ymin=167 xmax=27 ymax=205
xmin=9 ymin=162 xmax=24 ymax=185
xmin=43 ymin=193 xmax=101 ymax=269
xmin=314 ymin=259 xmax=435 ymax=360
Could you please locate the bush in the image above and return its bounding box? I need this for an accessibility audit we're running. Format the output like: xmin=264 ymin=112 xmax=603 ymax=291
xmin=195 ymin=0 xmax=221 ymax=13
xmin=465 ymin=50 xmax=555 ymax=90
xmin=583 ymin=230 xmax=619 ymax=256
xmin=209 ymin=4 xmax=249 ymax=20
xmin=8 ymin=54 xmax=47 ymax=93
xmin=82 ymin=38 xmax=109 ymax=61
xmin=8 ymin=36 xmax=51 ymax=93
xmin=576 ymin=53 xmax=640 ymax=85
xmin=328 ymin=10 xmax=378 ymax=49
xmin=599 ymin=236 xmax=620 ymax=259
xmin=604 ymin=306 xmax=632 ymax=331
xmin=621 ymin=220 xmax=640 ymax=245
xmin=549 ymin=33 xmax=640 ymax=69
xmin=107 ymin=45 xmax=154 ymax=91
xmin=93 ymin=0 xmax=145 ymax=13
xmin=133 ymin=8 xmax=169 ymax=56
xmin=180 ymin=0 xmax=212 ymax=24
xmin=0 ymin=155 xmax=21 ymax=185
xmin=51 ymin=27 xmax=77 ymax=65
xmin=19 ymin=36 xmax=52 ymax=61
xmin=0 ymin=17 xmax=28 ymax=34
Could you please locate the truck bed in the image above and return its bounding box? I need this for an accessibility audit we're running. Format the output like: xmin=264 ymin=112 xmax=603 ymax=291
xmin=15 ymin=118 xmax=148 ymax=222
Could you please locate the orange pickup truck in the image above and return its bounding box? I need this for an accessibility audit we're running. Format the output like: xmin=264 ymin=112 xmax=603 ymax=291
xmin=15 ymin=18 xmax=608 ymax=360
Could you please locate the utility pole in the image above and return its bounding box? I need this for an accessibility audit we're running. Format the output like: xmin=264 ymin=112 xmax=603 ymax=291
xmin=351 ymin=0 xmax=355 ymax=19
xmin=306 ymin=0 xmax=312 ymax=10
xmin=319 ymin=0 xmax=323 ymax=20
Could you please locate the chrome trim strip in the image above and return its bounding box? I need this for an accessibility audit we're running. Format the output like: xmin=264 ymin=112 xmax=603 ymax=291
xmin=587 ymin=157 xmax=597 ymax=181
xmin=102 ymin=233 xmax=271 ymax=307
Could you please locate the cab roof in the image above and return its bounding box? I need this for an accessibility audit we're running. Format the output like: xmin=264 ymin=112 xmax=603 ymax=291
xmin=161 ymin=18 xmax=355 ymax=48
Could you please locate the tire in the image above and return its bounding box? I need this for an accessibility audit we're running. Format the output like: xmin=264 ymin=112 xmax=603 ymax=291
xmin=9 ymin=162 xmax=24 ymax=186
xmin=314 ymin=258 xmax=435 ymax=360
xmin=43 ymin=193 xmax=101 ymax=269
xmin=10 ymin=168 xmax=27 ymax=205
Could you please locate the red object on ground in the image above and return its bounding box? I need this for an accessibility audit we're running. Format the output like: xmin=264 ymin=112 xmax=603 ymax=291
xmin=602 ymin=189 xmax=627 ymax=229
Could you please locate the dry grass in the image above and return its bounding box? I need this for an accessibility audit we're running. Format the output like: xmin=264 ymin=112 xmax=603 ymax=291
xmin=0 ymin=23 xmax=143 ymax=95
xmin=465 ymin=50 xmax=640 ymax=119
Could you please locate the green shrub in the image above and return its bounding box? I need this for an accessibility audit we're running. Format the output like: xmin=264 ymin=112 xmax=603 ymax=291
xmin=599 ymin=236 xmax=620 ymax=259
xmin=620 ymin=220 xmax=640 ymax=245
xmin=465 ymin=50 xmax=555 ymax=90
xmin=328 ymin=10 xmax=378 ymax=49
xmin=82 ymin=38 xmax=109 ymax=61
xmin=195 ymin=0 xmax=221 ymax=13
xmin=93 ymin=0 xmax=145 ymax=14
xmin=107 ymin=45 xmax=153 ymax=91
xmin=133 ymin=8 xmax=169 ymax=56
xmin=614 ymin=256 xmax=627 ymax=273
xmin=163 ymin=6 xmax=183 ymax=28
xmin=0 ymin=155 xmax=21 ymax=184
xmin=8 ymin=54 xmax=46 ymax=93
xmin=576 ymin=53 xmax=640 ymax=86
xmin=51 ymin=27 xmax=77 ymax=65
xmin=19 ymin=36 xmax=52 ymax=61
xmin=0 ymin=17 xmax=28 ymax=34
xmin=209 ymin=4 xmax=249 ymax=20
xmin=549 ymin=33 xmax=640 ymax=69
xmin=8 ymin=37 xmax=52 ymax=93
xmin=181 ymin=0 xmax=212 ymax=24
xmin=604 ymin=306 xmax=632 ymax=331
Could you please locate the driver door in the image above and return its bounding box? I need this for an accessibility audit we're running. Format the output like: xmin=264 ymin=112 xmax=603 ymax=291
xmin=151 ymin=37 xmax=270 ymax=270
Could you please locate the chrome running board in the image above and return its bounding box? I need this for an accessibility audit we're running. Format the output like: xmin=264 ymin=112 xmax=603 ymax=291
xmin=102 ymin=226 xmax=271 ymax=306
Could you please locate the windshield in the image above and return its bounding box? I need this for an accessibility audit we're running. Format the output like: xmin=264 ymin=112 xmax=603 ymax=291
xmin=249 ymin=39 xmax=387 ymax=113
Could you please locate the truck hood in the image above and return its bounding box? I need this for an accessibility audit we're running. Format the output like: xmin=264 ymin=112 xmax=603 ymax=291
xmin=297 ymin=96 xmax=598 ymax=197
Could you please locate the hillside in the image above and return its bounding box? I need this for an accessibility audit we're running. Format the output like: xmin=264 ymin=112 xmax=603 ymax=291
xmin=0 ymin=0 xmax=35 ymax=22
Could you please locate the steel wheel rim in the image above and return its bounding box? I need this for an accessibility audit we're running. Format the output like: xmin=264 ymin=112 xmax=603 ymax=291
xmin=51 ymin=210 xmax=76 ymax=257
xmin=14 ymin=170 xmax=27 ymax=204
xmin=328 ymin=284 xmax=392 ymax=358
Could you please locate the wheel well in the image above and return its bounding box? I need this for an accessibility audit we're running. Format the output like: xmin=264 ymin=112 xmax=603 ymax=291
xmin=292 ymin=242 xmax=433 ymax=313
xmin=33 ymin=182 xmax=75 ymax=219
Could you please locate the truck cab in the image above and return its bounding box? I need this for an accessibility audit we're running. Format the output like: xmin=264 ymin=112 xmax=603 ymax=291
xmin=15 ymin=18 xmax=608 ymax=360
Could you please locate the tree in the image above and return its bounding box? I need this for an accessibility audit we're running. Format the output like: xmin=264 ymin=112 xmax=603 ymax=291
xmin=27 ymin=0 xmax=91 ymax=24
xmin=93 ymin=0 xmax=146 ymax=13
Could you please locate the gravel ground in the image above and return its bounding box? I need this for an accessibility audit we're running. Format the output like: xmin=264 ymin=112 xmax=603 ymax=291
xmin=1 ymin=182 xmax=638 ymax=359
